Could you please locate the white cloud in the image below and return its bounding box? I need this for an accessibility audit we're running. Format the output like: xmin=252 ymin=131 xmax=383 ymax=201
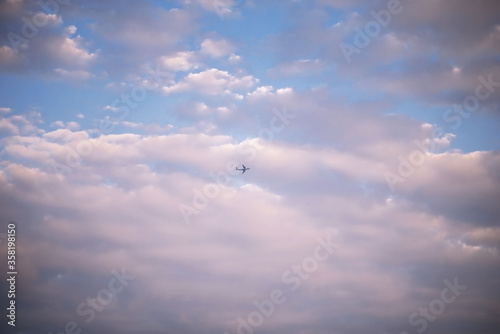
xmin=247 ymin=85 xmax=274 ymax=98
xmin=247 ymin=86 xmax=294 ymax=99
xmin=65 ymin=25 xmax=77 ymax=35
xmin=103 ymin=105 xmax=118 ymax=112
xmin=53 ymin=68 xmax=94 ymax=82
xmin=0 ymin=117 xmax=19 ymax=134
xmin=277 ymin=87 xmax=293 ymax=94
xmin=217 ymin=106 xmax=231 ymax=114
xmin=51 ymin=120 xmax=65 ymax=128
xmin=160 ymin=51 xmax=199 ymax=71
xmin=52 ymin=36 xmax=97 ymax=67
xmin=66 ymin=122 xmax=80 ymax=131
xmin=195 ymin=102 xmax=210 ymax=114
xmin=162 ymin=68 xmax=257 ymax=96
xmin=0 ymin=112 xmax=43 ymax=136
xmin=228 ymin=53 xmax=241 ymax=63
xmin=200 ymin=38 xmax=236 ymax=58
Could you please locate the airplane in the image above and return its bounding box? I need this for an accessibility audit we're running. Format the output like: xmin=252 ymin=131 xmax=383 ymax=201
xmin=236 ymin=164 xmax=250 ymax=174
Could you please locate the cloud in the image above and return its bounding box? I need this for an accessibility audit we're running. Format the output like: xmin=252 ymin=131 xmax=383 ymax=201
xmin=0 ymin=107 xmax=12 ymax=114
xmin=0 ymin=117 xmax=19 ymax=135
xmin=394 ymin=151 xmax=500 ymax=227
xmin=50 ymin=35 xmax=97 ymax=67
xmin=65 ymin=25 xmax=77 ymax=35
xmin=246 ymin=85 xmax=274 ymax=98
xmin=0 ymin=45 xmax=22 ymax=68
xmin=228 ymin=53 xmax=241 ymax=63
xmin=193 ymin=0 xmax=246 ymax=17
xmin=160 ymin=51 xmax=200 ymax=72
xmin=50 ymin=120 xmax=80 ymax=130
xmin=103 ymin=105 xmax=118 ymax=112
xmin=246 ymin=85 xmax=293 ymax=99
xmin=90 ymin=5 xmax=195 ymax=52
xmin=269 ymin=58 xmax=325 ymax=77
xmin=53 ymin=68 xmax=95 ymax=82
xmin=200 ymin=38 xmax=236 ymax=58
xmin=0 ymin=0 xmax=24 ymax=18
xmin=0 ymin=113 xmax=499 ymax=333
xmin=121 ymin=121 xmax=174 ymax=133
xmin=162 ymin=68 xmax=257 ymax=97
xmin=1 ymin=1 xmax=499 ymax=333
xmin=0 ymin=25 xmax=97 ymax=80
xmin=0 ymin=111 xmax=43 ymax=136
xmin=265 ymin=0 xmax=500 ymax=107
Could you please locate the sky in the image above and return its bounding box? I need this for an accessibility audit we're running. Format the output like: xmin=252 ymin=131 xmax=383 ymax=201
xmin=0 ymin=0 xmax=500 ymax=333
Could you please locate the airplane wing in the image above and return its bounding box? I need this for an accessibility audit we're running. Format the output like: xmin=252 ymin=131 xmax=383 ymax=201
xmin=242 ymin=169 xmax=246 ymax=174
xmin=242 ymin=165 xmax=246 ymax=169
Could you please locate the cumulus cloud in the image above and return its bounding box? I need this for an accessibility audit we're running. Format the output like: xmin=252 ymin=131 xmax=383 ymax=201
xmin=247 ymin=85 xmax=293 ymax=99
xmin=228 ymin=53 xmax=241 ymax=63
xmin=50 ymin=120 xmax=80 ymax=130
xmin=162 ymin=68 xmax=257 ymax=97
xmin=200 ymin=38 xmax=236 ymax=58
xmin=0 ymin=117 xmax=19 ymax=135
xmin=0 ymin=111 xmax=43 ymax=136
xmin=160 ymin=51 xmax=200 ymax=72
xmin=0 ymin=26 xmax=97 ymax=80
xmin=246 ymin=85 xmax=274 ymax=98
xmin=50 ymin=36 xmax=97 ymax=67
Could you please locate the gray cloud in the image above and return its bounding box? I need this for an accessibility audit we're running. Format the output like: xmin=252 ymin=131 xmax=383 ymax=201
xmin=1 ymin=103 xmax=499 ymax=333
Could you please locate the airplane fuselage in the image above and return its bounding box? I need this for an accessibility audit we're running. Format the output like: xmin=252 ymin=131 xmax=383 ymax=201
xmin=236 ymin=165 xmax=250 ymax=174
